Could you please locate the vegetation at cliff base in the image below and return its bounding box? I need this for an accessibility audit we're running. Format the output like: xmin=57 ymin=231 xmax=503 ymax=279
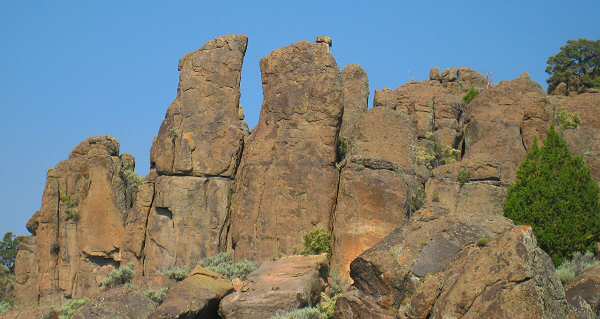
xmin=504 ymin=127 xmax=600 ymax=265
xmin=546 ymin=39 xmax=600 ymax=94
xmin=555 ymin=251 xmax=599 ymax=284
xmin=201 ymin=252 xmax=257 ymax=280
xmin=101 ymin=264 xmax=134 ymax=288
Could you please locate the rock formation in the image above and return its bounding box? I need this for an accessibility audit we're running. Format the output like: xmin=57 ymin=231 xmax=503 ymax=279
xmin=228 ymin=40 xmax=342 ymax=261
xmin=10 ymin=35 xmax=600 ymax=319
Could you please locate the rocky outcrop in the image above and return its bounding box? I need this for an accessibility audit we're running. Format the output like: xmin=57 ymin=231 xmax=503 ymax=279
xmin=150 ymin=35 xmax=248 ymax=177
xmin=149 ymin=266 xmax=233 ymax=319
xmin=550 ymin=93 xmax=600 ymax=181
xmin=339 ymin=64 xmax=369 ymax=139
xmin=142 ymin=35 xmax=249 ymax=277
xmin=219 ymin=254 xmax=327 ymax=318
xmin=331 ymin=107 xmax=421 ymax=282
xmin=459 ymin=74 xmax=550 ymax=184
xmin=15 ymin=136 xmax=136 ymax=305
xmin=229 ymin=40 xmax=343 ymax=261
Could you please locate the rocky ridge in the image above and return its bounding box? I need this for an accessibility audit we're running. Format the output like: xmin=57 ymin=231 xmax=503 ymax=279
xmin=6 ymin=34 xmax=600 ymax=318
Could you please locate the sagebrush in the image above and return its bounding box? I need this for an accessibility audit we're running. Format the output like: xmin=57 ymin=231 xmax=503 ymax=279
xmin=101 ymin=264 xmax=134 ymax=288
xmin=201 ymin=252 xmax=257 ymax=280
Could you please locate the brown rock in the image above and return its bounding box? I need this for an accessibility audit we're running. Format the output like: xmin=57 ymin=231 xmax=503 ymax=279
xmin=219 ymin=254 xmax=327 ymax=319
xmin=73 ymin=287 xmax=157 ymax=319
xmin=340 ymin=64 xmax=369 ymax=139
xmin=551 ymin=93 xmax=600 ymax=181
xmin=331 ymin=107 xmax=421 ymax=282
xmin=15 ymin=136 xmax=135 ymax=304
xmin=401 ymin=226 xmax=574 ymax=319
xmin=566 ymin=265 xmax=600 ymax=315
xmin=150 ymin=35 xmax=248 ymax=177
xmin=142 ymin=175 xmax=232 ymax=275
xmin=229 ymin=41 xmax=343 ymax=261
xmin=335 ymin=288 xmax=396 ymax=319
xmin=462 ymin=75 xmax=550 ymax=184
xmin=149 ymin=266 xmax=233 ymax=319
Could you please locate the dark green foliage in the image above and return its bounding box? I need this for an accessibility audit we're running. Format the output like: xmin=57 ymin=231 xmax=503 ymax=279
xmin=302 ymin=228 xmax=331 ymax=256
xmin=546 ymin=39 xmax=600 ymax=94
xmin=504 ymin=127 xmax=600 ymax=265
xmin=463 ymin=88 xmax=479 ymax=104
xmin=336 ymin=138 xmax=348 ymax=163
xmin=457 ymin=168 xmax=470 ymax=186
xmin=0 ymin=233 xmax=18 ymax=272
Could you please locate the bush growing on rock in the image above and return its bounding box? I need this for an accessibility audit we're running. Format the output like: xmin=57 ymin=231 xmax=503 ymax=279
xmin=201 ymin=252 xmax=256 ymax=280
xmin=302 ymin=228 xmax=332 ymax=255
xmin=0 ymin=232 xmax=19 ymax=272
xmin=0 ymin=300 xmax=12 ymax=315
xmin=463 ymin=87 xmax=479 ymax=104
xmin=101 ymin=264 xmax=134 ymax=288
xmin=271 ymin=307 xmax=325 ymax=319
xmin=504 ymin=127 xmax=600 ymax=265
xmin=59 ymin=299 xmax=88 ymax=319
xmin=556 ymin=251 xmax=599 ymax=284
xmin=162 ymin=266 xmax=190 ymax=281
xmin=144 ymin=287 xmax=168 ymax=304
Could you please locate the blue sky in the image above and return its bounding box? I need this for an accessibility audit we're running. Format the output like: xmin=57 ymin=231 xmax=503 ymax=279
xmin=1 ymin=0 xmax=598 ymax=236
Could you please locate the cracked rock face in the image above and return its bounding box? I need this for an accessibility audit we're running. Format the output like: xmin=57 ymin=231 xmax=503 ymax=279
xmin=150 ymin=35 xmax=248 ymax=178
xmin=229 ymin=40 xmax=343 ymax=261
xmin=16 ymin=136 xmax=134 ymax=305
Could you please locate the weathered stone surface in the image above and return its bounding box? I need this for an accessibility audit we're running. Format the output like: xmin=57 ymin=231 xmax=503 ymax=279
xmin=400 ymin=226 xmax=573 ymax=319
xmin=462 ymin=74 xmax=550 ymax=184
xmin=73 ymin=287 xmax=157 ymax=319
xmin=331 ymin=107 xmax=420 ymax=282
xmin=551 ymin=93 xmax=600 ymax=181
xmin=219 ymin=254 xmax=327 ymax=319
xmin=340 ymin=64 xmax=369 ymax=139
xmin=335 ymin=289 xmax=395 ymax=319
xmin=347 ymin=204 xmax=513 ymax=314
xmin=229 ymin=41 xmax=343 ymax=261
xmin=150 ymin=35 xmax=248 ymax=177
xmin=15 ymin=136 xmax=135 ymax=305
xmin=566 ymin=265 xmax=600 ymax=316
xmin=149 ymin=267 xmax=233 ymax=319
xmin=142 ymin=176 xmax=232 ymax=275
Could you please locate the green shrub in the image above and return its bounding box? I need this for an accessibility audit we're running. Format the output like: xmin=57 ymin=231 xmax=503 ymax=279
xmin=271 ymin=307 xmax=325 ymax=319
xmin=555 ymin=251 xmax=599 ymax=285
xmin=302 ymin=229 xmax=332 ymax=256
xmin=59 ymin=299 xmax=88 ymax=319
xmin=201 ymin=252 xmax=257 ymax=280
xmin=556 ymin=108 xmax=581 ymax=130
xmin=145 ymin=288 xmax=168 ymax=304
xmin=65 ymin=210 xmax=80 ymax=222
xmin=0 ymin=300 xmax=12 ymax=315
xmin=0 ymin=232 xmax=19 ymax=272
xmin=123 ymin=168 xmax=145 ymax=189
xmin=546 ymin=39 xmax=600 ymax=94
xmin=101 ymin=264 xmax=134 ymax=288
xmin=463 ymin=88 xmax=479 ymax=104
xmin=162 ymin=267 xmax=190 ymax=281
xmin=476 ymin=237 xmax=491 ymax=247
xmin=457 ymin=168 xmax=470 ymax=186
xmin=336 ymin=138 xmax=349 ymax=163
xmin=504 ymin=127 xmax=600 ymax=265
xmin=51 ymin=243 xmax=60 ymax=256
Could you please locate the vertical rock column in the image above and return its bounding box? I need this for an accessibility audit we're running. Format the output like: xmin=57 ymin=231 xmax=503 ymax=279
xmin=229 ymin=41 xmax=343 ymax=261
xmin=142 ymin=35 xmax=249 ymax=275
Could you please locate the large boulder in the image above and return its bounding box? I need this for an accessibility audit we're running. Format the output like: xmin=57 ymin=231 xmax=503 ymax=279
xmin=149 ymin=267 xmax=233 ymax=319
xmin=150 ymin=35 xmax=248 ymax=177
xmin=219 ymin=254 xmax=327 ymax=319
xmin=229 ymin=40 xmax=343 ymax=261
xmin=339 ymin=64 xmax=369 ymax=139
xmin=73 ymin=287 xmax=157 ymax=319
xmin=15 ymin=136 xmax=136 ymax=305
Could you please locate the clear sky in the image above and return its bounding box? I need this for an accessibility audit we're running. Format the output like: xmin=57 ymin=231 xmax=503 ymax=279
xmin=1 ymin=0 xmax=598 ymax=236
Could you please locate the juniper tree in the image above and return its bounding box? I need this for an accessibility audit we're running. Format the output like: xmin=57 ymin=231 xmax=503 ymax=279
xmin=504 ymin=127 xmax=600 ymax=265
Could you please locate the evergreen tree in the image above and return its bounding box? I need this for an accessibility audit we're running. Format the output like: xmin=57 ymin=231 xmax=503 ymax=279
xmin=504 ymin=127 xmax=600 ymax=265
xmin=0 ymin=233 xmax=18 ymax=273
xmin=546 ymin=39 xmax=600 ymax=94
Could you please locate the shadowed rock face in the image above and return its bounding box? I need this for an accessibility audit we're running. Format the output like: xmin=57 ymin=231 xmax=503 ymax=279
xmin=229 ymin=41 xmax=343 ymax=261
xmin=150 ymin=35 xmax=248 ymax=178
xmin=16 ymin=136 xmax=134 ymax=305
